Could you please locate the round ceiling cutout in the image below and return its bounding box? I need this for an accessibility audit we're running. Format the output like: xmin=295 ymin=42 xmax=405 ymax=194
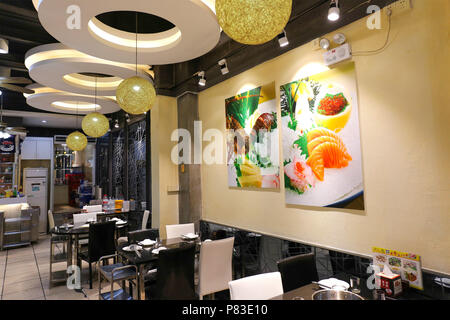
xmin=25 ymin=43 xmax=153 ymax=96
xmin=37 ymin=0 xmax=220 ymax=64
xmin=24 ymin=84 xmax=120 ymax=115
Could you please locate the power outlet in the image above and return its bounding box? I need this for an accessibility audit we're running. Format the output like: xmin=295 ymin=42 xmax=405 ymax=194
xmin=385 ymin=0 xmax=412 ymax=15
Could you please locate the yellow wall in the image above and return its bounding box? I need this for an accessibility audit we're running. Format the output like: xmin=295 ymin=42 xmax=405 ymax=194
xmin=198 ymin=0 xmax=450 ymax=274
xmin=151 ymin=95 xmax=179 ymax=239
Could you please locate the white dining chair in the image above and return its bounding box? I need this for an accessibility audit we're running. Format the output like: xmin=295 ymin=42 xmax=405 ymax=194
xmin=198 ymin=237 xmax=235 ymax=300
xmin=165 ymin=223 xmax=195 ymax=239
xmin=228 ymin=272 xmax=284 ymax=300
xmin=82 ymin=205 xmax=103 ymax=213
xmin=141 ymin=210 xmax=150 ymax=230
xmin=73 ymin=212 xmax=97 ymax=246
xmin=73 ymin=212 xmax=98 ymax=227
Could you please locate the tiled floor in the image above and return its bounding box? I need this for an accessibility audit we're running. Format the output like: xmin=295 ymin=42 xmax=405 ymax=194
xmin=0 ymin=235 xmax=121 ymax=300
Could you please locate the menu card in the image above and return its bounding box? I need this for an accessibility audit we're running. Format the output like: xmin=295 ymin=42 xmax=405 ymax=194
xmin=372 ymin=247 xmax=423 ymax=290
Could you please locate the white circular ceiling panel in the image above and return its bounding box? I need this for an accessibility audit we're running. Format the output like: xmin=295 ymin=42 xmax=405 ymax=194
xmin=37 ymin=0 xmax=221 ymax=64
xmin=24 ymin=84 xmax=120 ymax=115
xmin=25 ymin=43 xmax=152 ymax=96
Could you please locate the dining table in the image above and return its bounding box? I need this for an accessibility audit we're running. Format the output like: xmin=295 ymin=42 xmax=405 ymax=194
xmin=117 ymin=236 xmax=201 ymax=300
xmin=50 ymin=220 xmax=129 ymax=269
xmin=270 ymin=273 xmax=433 ymax=300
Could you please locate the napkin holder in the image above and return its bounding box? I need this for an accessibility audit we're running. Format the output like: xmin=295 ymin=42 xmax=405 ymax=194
xmin=376 ymin=266 xmax=403 ymax=297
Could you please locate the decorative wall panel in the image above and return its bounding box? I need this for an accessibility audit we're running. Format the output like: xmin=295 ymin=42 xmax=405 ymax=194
xmin=112 ymin=130 xmax=125 ymax=198
xmin=128 ymin=120 xmax=147 ymax=208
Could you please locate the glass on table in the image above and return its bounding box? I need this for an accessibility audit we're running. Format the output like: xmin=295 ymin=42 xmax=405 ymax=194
xmin=350 ymin=276 xmax=361 ymax=294
xmin=373 ymin=289 xmax=386 ymax=300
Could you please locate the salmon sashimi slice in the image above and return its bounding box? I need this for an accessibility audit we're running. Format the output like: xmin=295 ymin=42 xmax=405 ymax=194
xmin=306 ymin=153 xmax=324 ymax=181
xmin=307 ymin=135 xmax=349 ymax=158
xmin=312 ymin=141 xmax=350 ymax=168
xmin=307 ymin=128 xmax=342 ymax=144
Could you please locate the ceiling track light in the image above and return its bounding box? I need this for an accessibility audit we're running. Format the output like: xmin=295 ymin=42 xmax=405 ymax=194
xmin=114 ymin=119 xmax=119 ymax=128
xmin=328 ymin=0 xmax=340 ymax=22
xmin=125 ymin=113 xmax=130 ymax=123
xmin=0 ymin=39 xmax=8 ymax=54
xmin=198 ymin=71 xmax=206 ymax=86
xmin=218 ymin=59 xmax=229 ymax=75
xmin=278 ymin=30 xmax=289 ymax=47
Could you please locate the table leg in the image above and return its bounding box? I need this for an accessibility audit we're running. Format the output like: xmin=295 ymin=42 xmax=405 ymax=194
xmin=75 ymin=234 xmax=80 ymax=270
xmin=139 ymin=264 xmax=146 ymax=300
xmin=67 ymin=235 xmax=73 ymax=267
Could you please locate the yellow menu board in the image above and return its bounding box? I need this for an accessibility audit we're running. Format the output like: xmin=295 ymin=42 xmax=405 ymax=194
xmin=372 ymin=247 xmax=423 ymax=290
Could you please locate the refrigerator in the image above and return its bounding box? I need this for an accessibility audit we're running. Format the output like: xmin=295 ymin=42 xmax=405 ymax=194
xmin=24 ymin=168 xmax=48 ymax=233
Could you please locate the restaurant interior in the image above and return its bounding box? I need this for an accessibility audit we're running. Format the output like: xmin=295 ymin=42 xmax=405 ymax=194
xmin=0 ymin=0 xmax=448 ymax=304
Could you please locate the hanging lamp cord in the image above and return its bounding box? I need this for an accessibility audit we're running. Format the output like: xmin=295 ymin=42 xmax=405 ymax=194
xmin=135 ymin=12 xmax=138 ymax=75
xmin=94 ymin=76 xmax=97 ymax=113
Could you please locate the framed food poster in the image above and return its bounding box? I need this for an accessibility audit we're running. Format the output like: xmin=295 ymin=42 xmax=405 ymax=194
xmin=372 ymin=247 xmax=424 ymax=290
xmin=280 ymin=62 xmax=364 ymax=209
xmin=226 ymin=82 xmax=280 ymax=189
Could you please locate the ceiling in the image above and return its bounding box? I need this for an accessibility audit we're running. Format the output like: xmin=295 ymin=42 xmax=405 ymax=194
xmin=0 ymin=0 xmax=396 ymax=129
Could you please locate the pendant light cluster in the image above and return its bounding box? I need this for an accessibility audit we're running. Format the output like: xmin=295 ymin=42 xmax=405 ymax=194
xmin=116 ymin=13 xmax=156 ymax=115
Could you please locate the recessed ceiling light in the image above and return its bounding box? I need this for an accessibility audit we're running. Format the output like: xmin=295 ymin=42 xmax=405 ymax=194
xmin=0 ymin=39 xmax=8 ymax=54
xmin=42 ymin=120 xmax=47 ymax=123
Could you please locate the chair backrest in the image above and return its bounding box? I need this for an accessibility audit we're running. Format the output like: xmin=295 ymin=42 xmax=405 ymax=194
xmin=154 ymin=244 xmax=196 ymax=300
xmin=165 ymin=223 xmax=195 ymax=239
xmin=128 ymin=229 xmax=159 ymax=244
xmin=199 ymin=237 xmax=235 ymax=297
xmin=48 ymin=210 xmax=55 ymax=229
xmin=141 ymin=210 xmax=150 ymax=230
xmin=228 ymin=272 xmax=283 ymax=300
xmin=73 ymin=212 xmax=98 ymax=226
xmin=88 ymin=221 xmax=116 ymax=262
xmin=277 ymin=253 xmax=319 ymax=292
xmin=83 ymin=205 xmax=103 ymax=213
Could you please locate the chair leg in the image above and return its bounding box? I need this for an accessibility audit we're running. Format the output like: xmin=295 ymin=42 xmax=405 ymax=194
xmin=49 ymin=242 xmax=53 ymax=288
xmin=98 ymin=267 xmax=102 ymax=300
xmin=89 ymin=262 xmax=93 ymax=289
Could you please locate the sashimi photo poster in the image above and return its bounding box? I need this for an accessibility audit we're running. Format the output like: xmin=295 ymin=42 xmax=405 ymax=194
xmin=281 ymin=62 xmax=365 ymax=209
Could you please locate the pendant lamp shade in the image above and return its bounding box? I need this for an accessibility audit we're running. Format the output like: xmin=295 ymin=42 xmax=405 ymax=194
xmin=66 ymin=131 xmax=87 ymax=151
xmin=116 ymin=76 xmax=156 ymax=115
xmin=215 ymin=0 xmax=292 ymax=45
xmin=82 ymin=112 xmax=109 ymax=138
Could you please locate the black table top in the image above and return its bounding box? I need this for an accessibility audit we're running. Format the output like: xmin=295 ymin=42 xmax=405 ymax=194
xmin=117 ymin=237 xmax=201 ymax=265
xmin=271 ymin=274 xmax=371 ymax=300
xmin=50 ymin=221 xmax=128 ymax=235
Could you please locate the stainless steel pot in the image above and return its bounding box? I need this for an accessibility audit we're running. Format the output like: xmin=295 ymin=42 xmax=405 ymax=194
xmin=312 ymin=289 xmax=364 ymax=300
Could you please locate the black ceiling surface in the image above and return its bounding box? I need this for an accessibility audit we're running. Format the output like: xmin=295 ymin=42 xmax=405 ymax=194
xmin=0 ymin=0 xmax=396 ymax=115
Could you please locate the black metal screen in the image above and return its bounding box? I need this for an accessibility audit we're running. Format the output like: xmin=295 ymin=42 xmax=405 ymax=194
xmin=127 ymin=119 xmax=146 ymax=207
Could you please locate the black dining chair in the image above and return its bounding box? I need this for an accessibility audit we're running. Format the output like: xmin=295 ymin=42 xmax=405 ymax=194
xmin=128 ymin=229 xmax=159 ymax=244
xmin=78 ymin=221 xmax=116 ymax=289
xmin=277 ymin=253 xmax=319 ymax=292
xmin=145 ymin=244 xmax=197 ymax=300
